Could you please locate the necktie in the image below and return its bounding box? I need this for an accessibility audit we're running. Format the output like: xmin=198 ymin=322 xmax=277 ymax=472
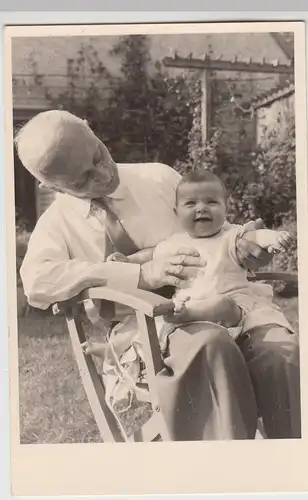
xmin=92 ymin=198 xmax=139 ymax=256
xmin=88 ymin=198 xmax=140 ymax=325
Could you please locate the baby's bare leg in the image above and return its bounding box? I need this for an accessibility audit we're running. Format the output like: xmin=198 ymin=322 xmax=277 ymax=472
xmin=165 ymin=295 xmax=241 ymax=328
xmin=81 ymin=334 xmax=128 ymax=361
xmin=81 ymin=341 xmax=110 ymax=358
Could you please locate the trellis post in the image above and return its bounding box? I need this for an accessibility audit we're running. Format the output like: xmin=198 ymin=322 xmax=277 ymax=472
xmin=200 ymin=67 xmax=212 ymax=144
xmin=163 ymin=54 xmax=293 ymax=145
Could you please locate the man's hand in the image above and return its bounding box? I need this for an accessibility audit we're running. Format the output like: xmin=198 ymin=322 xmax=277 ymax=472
xmin=236 ymin=218 xmax=273 ymax=270
xmin=138 ymin=247 xmax=206 ymax=290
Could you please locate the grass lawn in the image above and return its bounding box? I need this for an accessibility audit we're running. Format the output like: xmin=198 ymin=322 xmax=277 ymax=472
xmin=18 ymin=295 xmax=299 ymax=444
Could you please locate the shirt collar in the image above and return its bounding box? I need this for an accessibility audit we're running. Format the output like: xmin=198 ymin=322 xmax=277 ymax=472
xmin=106 ymin=181 xmax=128 ymax=201
xmin=56 ymin=181 xmax=128 ymax=218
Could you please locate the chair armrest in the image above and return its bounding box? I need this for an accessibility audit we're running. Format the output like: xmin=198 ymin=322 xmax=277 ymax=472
xmin=54 ymin=271 xmax=298 ymax=317
xmin=247 ymin=271 xmax=298 ymax=283
xmin=55 ymin=285 xmax=175 ymax=318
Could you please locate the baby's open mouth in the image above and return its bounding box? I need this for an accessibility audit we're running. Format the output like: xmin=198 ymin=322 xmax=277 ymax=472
xmin=195 ymin=216 xmax=212 ymax=221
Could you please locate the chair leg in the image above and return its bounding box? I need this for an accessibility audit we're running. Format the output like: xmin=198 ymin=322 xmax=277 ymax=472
xmin=136 ymin=312 xmax=171 ymax=441
xmin=256 ymin=418 xmax=267 ymax=439
xmin=131 ymin=413 xmax=161 ymax=442
xmin=66 ymin=310 xmax=126 ymax=442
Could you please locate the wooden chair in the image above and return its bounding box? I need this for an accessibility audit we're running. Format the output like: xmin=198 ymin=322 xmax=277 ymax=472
xmin=56 ymin=270 xmax=298 ymax=443
xmin=56 ymin=285 xmax=175 ymax=442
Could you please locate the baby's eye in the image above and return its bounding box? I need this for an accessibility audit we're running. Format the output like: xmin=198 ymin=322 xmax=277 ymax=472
xmin=185 ymin=201 xmax=196 ymax=207
xmin=208 ymin=200 xmax=218 ymax=205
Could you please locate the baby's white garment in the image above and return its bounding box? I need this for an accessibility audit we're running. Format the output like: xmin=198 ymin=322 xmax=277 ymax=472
xmin=153 ymin=222 xmax=293 ymax=335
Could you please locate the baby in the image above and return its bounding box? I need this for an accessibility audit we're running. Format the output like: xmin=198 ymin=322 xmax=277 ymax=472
xmin=152 ymin=170 xmax=293 ymax=338
xmin=83 ymin=170 xmax=293 ymax=358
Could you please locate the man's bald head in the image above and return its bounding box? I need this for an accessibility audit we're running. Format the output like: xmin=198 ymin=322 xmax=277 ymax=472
xmin=14 ymin=110 xmax=90 ymax=182
xmin=14 ymin=109 xmax=120 ymax=199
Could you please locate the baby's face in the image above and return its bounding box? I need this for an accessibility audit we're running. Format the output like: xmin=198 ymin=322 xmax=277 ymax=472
xmin=42 ymin=120 xmax=119 ymax=199
xmin=176 ymin=181 xmax=226 ymax=238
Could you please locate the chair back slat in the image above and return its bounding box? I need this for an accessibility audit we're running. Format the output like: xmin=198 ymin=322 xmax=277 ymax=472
xmin=248 ymin=271 xmax=298 ymax=283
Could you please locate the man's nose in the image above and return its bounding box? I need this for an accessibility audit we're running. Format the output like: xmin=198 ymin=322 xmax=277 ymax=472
xmin=96 ymin=166 xmax=108 ymax=179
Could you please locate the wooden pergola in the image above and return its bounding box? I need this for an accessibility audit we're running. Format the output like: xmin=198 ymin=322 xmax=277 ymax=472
xmin=163 ymin=54 xmax=294 ymax=141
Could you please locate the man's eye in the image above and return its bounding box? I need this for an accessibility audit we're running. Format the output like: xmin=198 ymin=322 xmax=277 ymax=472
xmin=93 ymin=153 xmax=101 ymax=166
xmin=74 ymin=172 xmax=90 ymax=189
xmin=93 ymin=145 xmax=105 ymax=165
xmin=74 ymin=180 xmax=87 ymax=189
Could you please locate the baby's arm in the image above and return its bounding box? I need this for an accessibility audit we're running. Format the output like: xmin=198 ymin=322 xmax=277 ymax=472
xmin=126 ymin=248 xmax=154 ymax=264
xmin=239 ymin=228 xmax=292 ymax=254
xmin=107 ymin=248 xmax=154 ymax=264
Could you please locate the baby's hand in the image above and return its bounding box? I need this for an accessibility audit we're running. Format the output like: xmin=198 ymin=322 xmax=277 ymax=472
xmin=173 ymin=295 xmax=191 ymax=316
xmin=107 ymin=252 xmax=129 ymax=262
xmin=268 ymin=231 xmax=292 ymax=254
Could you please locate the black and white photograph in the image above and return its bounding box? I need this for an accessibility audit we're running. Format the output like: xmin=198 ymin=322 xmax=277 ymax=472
xmin=4 ymin=20 xmax=308 ymax=496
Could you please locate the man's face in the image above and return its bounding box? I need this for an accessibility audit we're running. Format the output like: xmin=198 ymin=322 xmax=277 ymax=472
xmin=176 ymin=181 xmax=226 ymax=238
xmin=42 ymin=121 xmax=120 ymax=199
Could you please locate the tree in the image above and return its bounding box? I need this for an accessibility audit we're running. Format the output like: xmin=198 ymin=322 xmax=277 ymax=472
xmin=103 ymin=34 xmax=193 ymax=165
xmin=42 ymin=35 xmax=194 ymax=166
xmin=44 ymin=44 xmax=112 ymax=142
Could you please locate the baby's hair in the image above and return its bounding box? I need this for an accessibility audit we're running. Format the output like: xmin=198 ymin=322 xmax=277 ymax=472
xmin=175 ymin=169 xmax=227 ymax=204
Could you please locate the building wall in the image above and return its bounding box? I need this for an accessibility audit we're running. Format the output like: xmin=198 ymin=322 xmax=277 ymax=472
xmin=256 ymin=92 xmax=295 ymax=143
xmin=12 ymin=32 xmax=289 ymax=110
xmin=210 ymin=69 xmax=285 ymax=170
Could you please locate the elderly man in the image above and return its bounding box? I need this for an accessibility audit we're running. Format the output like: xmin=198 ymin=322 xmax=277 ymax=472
xmin=16 ymin=110 xmax=301 ymax=440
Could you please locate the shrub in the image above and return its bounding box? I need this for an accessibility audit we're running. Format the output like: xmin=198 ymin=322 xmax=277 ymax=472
xmin=175 ymin=79 xmax=296 ymax=229
xmin=42 ymin=36 xmax=194 ymax=167
xmin=16 ymin=225 xmax=31 ymax=287
xmin=259 ymin=215 xmax=298 ymax=296
xmin=245 ymin=111 xmax=296 ymax=228
xmin=15 ymin=225 xmax=31 ymax=316
xmin=270 ymin=215 xmax=297 ymax=273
